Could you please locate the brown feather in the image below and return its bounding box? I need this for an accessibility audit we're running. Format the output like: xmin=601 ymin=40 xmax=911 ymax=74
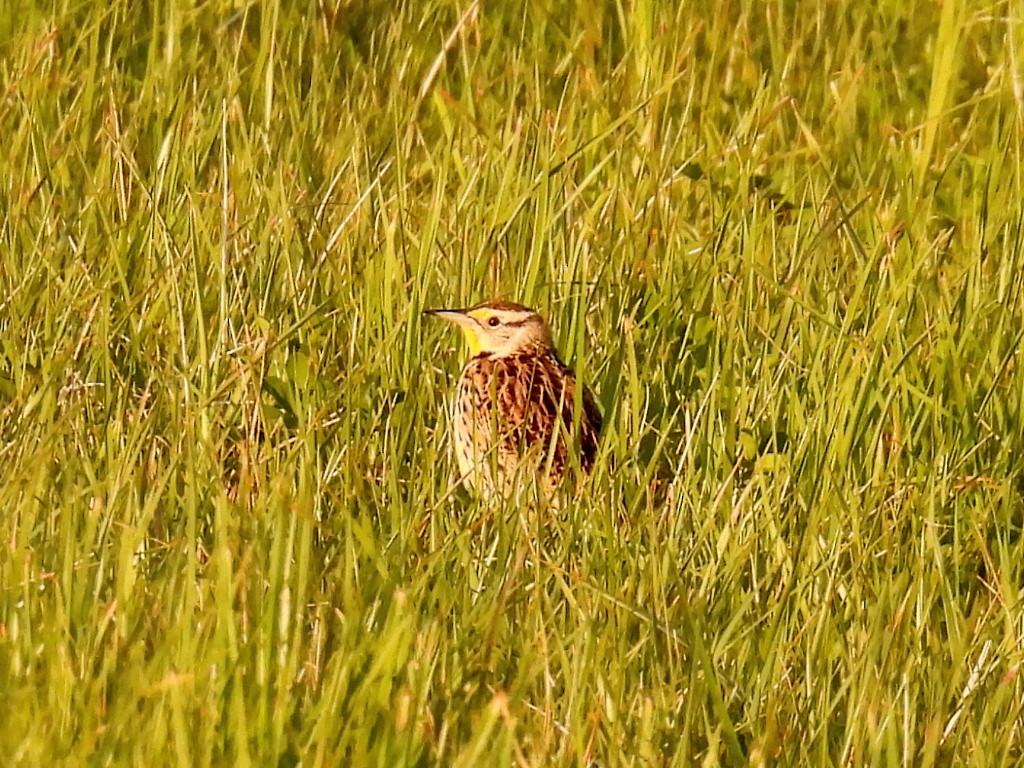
xmin=453 ymin=350 xmax=601 ymax=498
xmin=471 ymin=299 xmax=532 ymax=313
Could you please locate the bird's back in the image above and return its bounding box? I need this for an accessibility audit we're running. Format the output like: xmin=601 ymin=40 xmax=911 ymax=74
xmin=453 ymin=350 xmax=601 ymax=498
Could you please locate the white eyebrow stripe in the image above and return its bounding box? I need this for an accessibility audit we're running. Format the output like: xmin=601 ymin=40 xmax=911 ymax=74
xmin=494 ymin=311 xmax=532 ymax=324
xmin=471 ymin=309 xmax=533 ymax=326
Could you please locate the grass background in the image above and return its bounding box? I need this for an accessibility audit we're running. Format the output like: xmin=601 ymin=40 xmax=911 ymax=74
xmin=2 ymin=0 xmax=1023 ymax=764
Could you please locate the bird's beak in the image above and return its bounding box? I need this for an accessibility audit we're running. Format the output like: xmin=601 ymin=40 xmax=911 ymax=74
xmin=424 ymin=308 xmax=471 ymax=325
xmin=424 ymin=308 xmax=482 ymax=354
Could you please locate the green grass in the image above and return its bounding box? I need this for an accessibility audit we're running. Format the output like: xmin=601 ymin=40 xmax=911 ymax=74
xmin=2 ymin=0 xmax=1023 ymax=764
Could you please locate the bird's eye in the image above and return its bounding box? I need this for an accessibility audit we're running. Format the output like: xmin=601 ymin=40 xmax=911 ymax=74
xmin=487 ymin=317 xmax=500 ymax=328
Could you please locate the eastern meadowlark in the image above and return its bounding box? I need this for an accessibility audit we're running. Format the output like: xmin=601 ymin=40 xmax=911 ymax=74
xmin=426 ymin=300 xmax=602 ymax=501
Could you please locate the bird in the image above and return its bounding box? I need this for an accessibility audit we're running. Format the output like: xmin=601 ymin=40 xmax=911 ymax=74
xmin=425 ymin=300 xmax=602 ymax=501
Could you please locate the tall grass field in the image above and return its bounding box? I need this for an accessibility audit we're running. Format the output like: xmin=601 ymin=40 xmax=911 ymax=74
xmin=2 ymin=0 xmax=1023 ymax=764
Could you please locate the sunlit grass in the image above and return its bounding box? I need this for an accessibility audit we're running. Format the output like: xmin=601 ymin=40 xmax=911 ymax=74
xmin=2 ymin=0 xmax=1023 ymax=764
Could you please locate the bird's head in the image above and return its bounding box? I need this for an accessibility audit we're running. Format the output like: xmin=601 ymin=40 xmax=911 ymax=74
xmin=425 ymin=300 xmax=554 ymax=357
